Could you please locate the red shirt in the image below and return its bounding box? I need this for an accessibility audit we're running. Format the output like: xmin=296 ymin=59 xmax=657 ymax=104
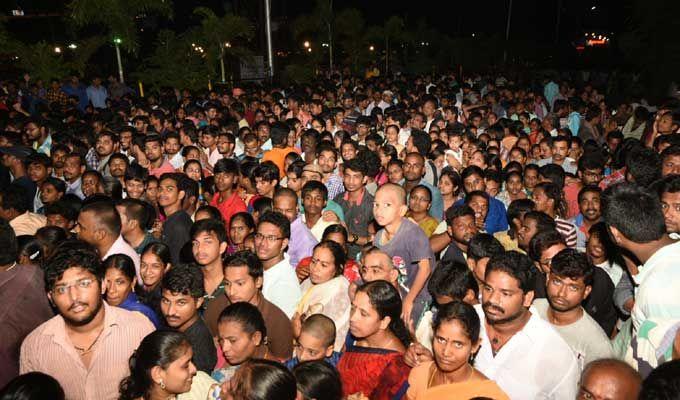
xmin=210 ymin=190 xmax=247 ymax=227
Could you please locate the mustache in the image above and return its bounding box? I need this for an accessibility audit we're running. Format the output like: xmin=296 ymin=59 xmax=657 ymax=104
xmin=68 ymin=301 xmax=88 ymax=311
xmin=482 ymin=302 xmax=505 ymax=314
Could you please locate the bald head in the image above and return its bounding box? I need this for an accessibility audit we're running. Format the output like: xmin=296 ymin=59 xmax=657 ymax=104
xmin=578 ymin=358 xmax=641 ymax=400
xmin=301 ymin=313 xmax=336 ymax=348
xmin=375 ymin=182 xmax=407 ymax=206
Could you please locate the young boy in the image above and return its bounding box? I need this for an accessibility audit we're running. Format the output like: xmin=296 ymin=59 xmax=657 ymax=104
xmin=158 ymin=172 xmax=193 ymax=265
xmin=372 ymin=183 xmax=433 ymax=329
xmin=285 ymin=314 xmax=341 ymax=369
xmin=210 ymin=158 xmax=246 ymax=227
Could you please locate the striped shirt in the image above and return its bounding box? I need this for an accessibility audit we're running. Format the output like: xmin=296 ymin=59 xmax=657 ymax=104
xmin=555 ymin=216 xmax=578 ymax=249
xmin=20 ymin=302 xmax=155 ymax=400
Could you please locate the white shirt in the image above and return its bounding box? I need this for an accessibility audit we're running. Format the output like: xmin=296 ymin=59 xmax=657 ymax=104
xmin=168 ymin=151 xmax=184 ymax=169
xmin=532 ymin=299 xmax=614 ymax=371
xmin=474 ymin=304 xmax=580 ymax=400
xmin=104 ymin=235 xmax=142 ymax=282
xmin=262 ymin=256 xmax=302 ymax=318
xmin=631 ymin=240 xmax=680 ymax=332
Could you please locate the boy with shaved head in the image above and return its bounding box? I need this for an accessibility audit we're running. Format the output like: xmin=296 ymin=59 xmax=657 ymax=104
xmin=285 ymin=314 xmax=341 ymax=369
xmin=372 ymin=183 xmax=434 ymax=329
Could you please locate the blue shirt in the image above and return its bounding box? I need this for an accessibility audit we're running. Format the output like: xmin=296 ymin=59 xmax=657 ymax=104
xmin=62 ymin=83 xmax=89 ymax=111
xmin=285 ymin=351 xmax=342 ymax=369
xmin=119 ymin=292 xmax=162 ymax=328
xmin=455 ymin=196 xmax=508 ymax=235
xmin=86 ymin=85 xmax=108 ymax=109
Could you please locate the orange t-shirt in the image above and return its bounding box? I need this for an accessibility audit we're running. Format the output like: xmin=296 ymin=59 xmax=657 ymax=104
xmin=262 ymin=146 xmax=299 ymax=178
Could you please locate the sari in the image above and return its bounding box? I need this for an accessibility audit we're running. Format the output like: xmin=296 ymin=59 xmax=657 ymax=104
xmin=337 ymin=339 xmax=410 ymax=400
xmin=296 ymin=276 xmax=350 ymax=351
xmin=407 ymin=361 xmax=510 ymax=400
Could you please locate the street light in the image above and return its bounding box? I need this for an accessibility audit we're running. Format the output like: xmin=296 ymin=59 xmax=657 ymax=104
xmin=113 ymin=37 xmax=124 ymax=84
xmin=68 ymin=43 xmax=77 ymax=50
xmin=54 ymin=46 xmax=61 ymax=53
xmin=303 ymin=41 xmax=310 ymax=49
xmin=369 ymin=45 xmax=375 ymax=51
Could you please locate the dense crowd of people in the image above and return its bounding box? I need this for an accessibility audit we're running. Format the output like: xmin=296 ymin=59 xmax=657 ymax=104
xmin=1 ymin=69 xmax=680 ymax=400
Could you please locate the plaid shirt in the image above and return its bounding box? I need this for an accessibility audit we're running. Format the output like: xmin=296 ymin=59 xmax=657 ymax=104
xmin=85 ymin=148 xmax=100 ymax=171
xmin=45 ymin=88 xmax=69 ymax=106
xmin=325 ymin=173 xmax=345 ymax=200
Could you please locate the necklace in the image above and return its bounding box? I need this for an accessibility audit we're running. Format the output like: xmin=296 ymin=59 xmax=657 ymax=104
xmin=0 ymin=262 xmax=17 ymax=272
xmin=73 ymin=326 xmax=106 ymax=355
xmin=428 ymin=363 xmax=474 ymax=388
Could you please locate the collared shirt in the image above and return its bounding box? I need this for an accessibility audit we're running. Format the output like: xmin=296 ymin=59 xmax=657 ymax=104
xmin=20 ymin=302 xmax=155 ymax=400
xmin=33 ymin=134 xmax=52 ymax=156
xmin=334 ymin=188 xmax=374 ymax=259
xmin=210 ymin=190 xmax=247 ymax=228
xmin=632 ymin=240 xmax=680 ymax=333
xmin=301 ymin=213 xmax=334 ymax=241
xmin=324 ymin=173 xmax=345 ymax=200
xmin=10 ymin=212 xmax=46 ymax=236
xmin=85 ymin=148 xmax=100 ymax=171
xmin=66 ymin=177 xmax=85 ymax=199
xmin=474 ymin=305 xmax=579 ymax=399
xmin=262 ymin=257 xmax=301 ymax=318
xmin=103 ymin=235 xmax=141 ymax=281
xmin=454 ymin=196 xmax=509 ymax=235
xmin=204 ymin=147 xmax=222 ymax=167
xmin=86 ymin=85 xmax=108 ymax=109
xmin=537 ymin=157 xmax=577 ymax=174
xmin=289 ymin=217 xmax=318 ymax=269
xmin=149 ymin=159 xmax=176 ymax=178
xmin=168 ymin=151 xmax=185 ymax=169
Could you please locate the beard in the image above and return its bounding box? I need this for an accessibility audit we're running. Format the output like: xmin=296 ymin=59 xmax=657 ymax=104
xmin=483 ymin=301 xmax=525 ymax=325
xmin=62 ymin=296 xmax=103 ymax=327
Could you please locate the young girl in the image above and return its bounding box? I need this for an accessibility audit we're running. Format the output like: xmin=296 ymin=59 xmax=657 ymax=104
xmin=496 ymin=171 xmax=528 ymax=209
xmin=137 ymin=242 xmax=171 ymax=320
xmin=438 ymin=167 xmax=462 ymax=216
xmin=406 ymin=185 xmax=439 ymax=237
xmin=228 ymin=212 xmax=256 ymax=255
xmin=377 ymin=145 xmax=398 ymax=186
xmin=387 ymin=159 xmax=404 ymax=185
xmin=337 ymin=281 xmax=411 ymax=400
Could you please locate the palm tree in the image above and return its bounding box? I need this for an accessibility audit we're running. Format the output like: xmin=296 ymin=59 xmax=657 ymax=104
xmin=69 ymin=0 xmax=173 ymax=53
xmin=190 ymin=7 xmax=254 ymax=83
xmin=292 ymin=0 xmax=335 ymax=73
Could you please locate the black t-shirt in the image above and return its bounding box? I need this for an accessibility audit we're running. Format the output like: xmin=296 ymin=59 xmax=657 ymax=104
xmin=184 ymin=317 xmax=217 ymax=373
xmin=162 ymin=210 xmax=192 ymax=265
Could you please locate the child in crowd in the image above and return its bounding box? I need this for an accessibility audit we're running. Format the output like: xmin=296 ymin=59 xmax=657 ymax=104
xmin=285 ymin=314 xmax=342 ymax=369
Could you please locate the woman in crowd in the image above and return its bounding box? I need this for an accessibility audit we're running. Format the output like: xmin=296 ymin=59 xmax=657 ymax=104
xmin=103 ymin=254 xmax=162 ymax=328
xmin=0 ymin=372 xmax=65 ymax=400
xmin=224 ymin=359 xmax=297 ymax=400
xmin=35 ymin=226 xmax=68 ymax=262
xmin=293 ymin=240 xmax=351 ymax=351
xmin=137 ymin=242 xmax=172 ymax=319
xmin=406 ymin=185 xmax=439 ymax=237
xmin=227 ymin=212 xmax=256 ymax=255
xmin=406 ymin=301 xmax=509 ymax=400
xmin=213 ymin=302 xmax=273 ymax=384
xmin=496 ymin=171 xmax=527 ymax=209
xmin=377 ymin=144 xmax=399 ymax=186
xmin=337 ymin=280 xmax=411 ymax=400
xmin=15 ymin=235 xmax=42 ymax=266
xmin=295 ymin=224 xmax=360 ymax=283
xmin=118 ymin=331 xmax=219 ymax=400
xmin=438 ymin=167 xmax=462 ymax=216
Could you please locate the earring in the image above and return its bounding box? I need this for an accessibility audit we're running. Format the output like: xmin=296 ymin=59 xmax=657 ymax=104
xmin=159 ymin=380 xmax=166 ymax=390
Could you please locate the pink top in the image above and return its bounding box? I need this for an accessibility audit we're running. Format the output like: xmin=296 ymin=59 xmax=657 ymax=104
xmin=149 ymin=159 xmax=176 ymax=178
xmin=20 ymin=303 xmax=154 ymax=400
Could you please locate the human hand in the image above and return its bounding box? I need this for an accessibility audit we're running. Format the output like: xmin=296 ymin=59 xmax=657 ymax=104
xmin=404 ymin=342 xmax=433 ymax=368
xmin=296 ymin=263 xmax=310 ymax=282
xmin=401 ymin=298 xmax=414 ymax=327
xmin=322 ymin=210 xmax=340 ymax=223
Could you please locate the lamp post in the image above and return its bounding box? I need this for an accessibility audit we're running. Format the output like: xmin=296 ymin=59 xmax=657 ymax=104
xmin=113 ymin=37 xmax=124 ymax=83
xmin=264 ymin=0 xmax=274 ymax=81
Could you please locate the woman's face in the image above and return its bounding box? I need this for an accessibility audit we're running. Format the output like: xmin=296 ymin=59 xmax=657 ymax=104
xmin=524 ymin=170 xmax=538 ymax=190
xmin=506 ymin=174 xmax=524 ymax=195
xmin=141 ymin=252 xmax=168 ymax=289
xmin=286 ymin=172 xmax=303 ymax=193
xmin=587 ymin=233 xmax=605 ymax=260
xmin=349 ymin=291 xmax=384 ymax=340
xmin=433 ymin=319 xmax=479 ymax=374
xmin=438 ymin=175 xmax=456 ymax=197
xmin=385 ymin=127 xmax=398 ymax=144
xmin=160 ymin=345 xmax=197 ymax=395
xmin=146 ymin=181 xmax=159 ymax=202
xmin=125 ymin=179 xmax=145 ymax=199
xmin=185 ymin=163 xmax=202 ymax=182
xmin=324 ymin=232 xmax=347 ymax=252
xmin=104 ymin=267 xmax=135 ymax=307
xmin=230 ymin=218 xmax=253 ymax=246
xmin=309 ymin=246 xmax=337 ymax=285
xmin=217 ymin=320 xmax=261 ymax=366
xmin=408 ymin=187 xmax=431 ymax=215
xmin=387 ymin=164 xmax=403 ymax=184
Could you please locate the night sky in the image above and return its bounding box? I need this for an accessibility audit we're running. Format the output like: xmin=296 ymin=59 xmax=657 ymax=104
xmin=4 ymin=0 xmax=624 ymax=45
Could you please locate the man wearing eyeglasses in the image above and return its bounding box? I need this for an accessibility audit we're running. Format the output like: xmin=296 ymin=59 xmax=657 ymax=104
xmin=19 ymin=240 xmax=154 ymax=400
xmin=255 ymin=211 xmax=301 ymax=318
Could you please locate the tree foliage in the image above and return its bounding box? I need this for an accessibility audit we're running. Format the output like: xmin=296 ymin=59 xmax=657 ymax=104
xmin=69 ymin=0 xmax=173 ymax=53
